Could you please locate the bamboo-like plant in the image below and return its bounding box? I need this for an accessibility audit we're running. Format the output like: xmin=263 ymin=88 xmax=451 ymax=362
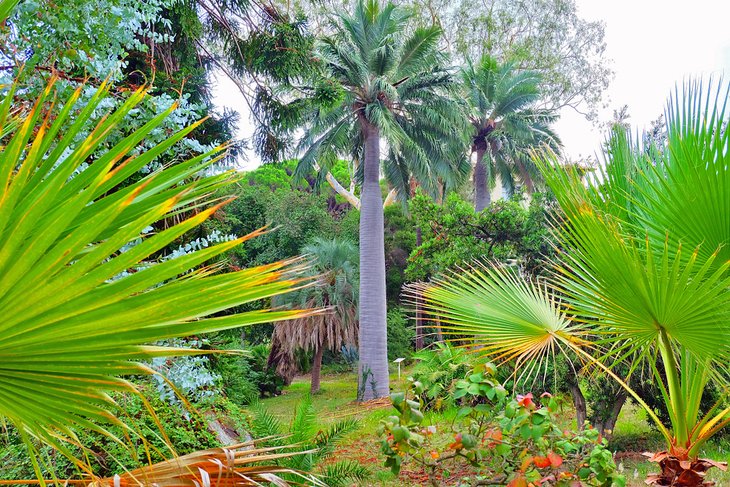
xmin=0 ymin=48 xmax=320 ymax=487
xmin=414 ymin=80 xmax=729 ymax=486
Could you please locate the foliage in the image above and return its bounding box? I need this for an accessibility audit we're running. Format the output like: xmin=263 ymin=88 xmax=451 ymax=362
xmin=416 ymin=81 xmax=730 ymax=482
xmin=0 ymin=73 xmax=317 ymax=478
xmin=247 ymin=396 xmax=370 ymax=485
xmin=407 ymin=191 xmax=556 ymax=281
xmin=387 ymin=307 xmax=415 ymax=362
xmin=0 ymin=383 xmax=236 ymax=479
xmin=463 ymin=55 xmax=561 ymax=204
xmin=408 ymin=343 xmax=481 ymax=411
xmin=378 ymin=364 xmax=624 ymax=486
xmin=270 ymin=237 xmax=359 ymax=388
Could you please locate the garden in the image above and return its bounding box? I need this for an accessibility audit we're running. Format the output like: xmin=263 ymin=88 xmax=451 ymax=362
xmin=0 ymin=0 xmax=728 ymax=485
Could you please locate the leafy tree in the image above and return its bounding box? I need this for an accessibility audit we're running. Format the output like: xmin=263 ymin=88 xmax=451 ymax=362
xmin=270 ymin=238 xmax=359 ymax=393
xmin=416 ymin=80 xmax=730 ymax=485
xmin=461 ymin=56 xmax=560 ymax=211
xmin=293 ymin=0 xmax=468 ymax=399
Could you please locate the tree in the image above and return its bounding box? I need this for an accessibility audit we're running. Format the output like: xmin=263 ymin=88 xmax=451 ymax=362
xmin=280 ymin=0 xmax=613 ymax=121
xmin=461 ymin=56 xmax=560 ymax=211
xmin=293 ymin=0 xmax=467 ymax=399
xmin=270 ymin=238 xmax=359 ymax=393
xmin=416 ymin=80 xmax=730 ymax=486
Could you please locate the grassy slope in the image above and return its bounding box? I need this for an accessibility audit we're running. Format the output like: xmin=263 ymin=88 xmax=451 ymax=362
xmin=248 ymin=369 xmax=730 ymax=486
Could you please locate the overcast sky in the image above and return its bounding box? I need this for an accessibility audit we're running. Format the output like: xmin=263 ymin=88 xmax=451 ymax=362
xmin=212 ymin=0 xmax=730 ymax=169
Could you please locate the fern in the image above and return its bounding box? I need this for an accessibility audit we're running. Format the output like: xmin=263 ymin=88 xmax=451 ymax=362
xmin=314 ymin=418 xmax=359 ymax=458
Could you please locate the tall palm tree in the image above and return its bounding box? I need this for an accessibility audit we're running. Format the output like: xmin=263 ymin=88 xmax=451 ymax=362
xmin=416 ymin=80 xmax=729 ymax=486
xmin=271 ymin=238 xmax=359 ymax=393
xmin=462 ymin=56 xmax=560 ymax=211
xmin=294 ymin=0 xmax=468 ymax=399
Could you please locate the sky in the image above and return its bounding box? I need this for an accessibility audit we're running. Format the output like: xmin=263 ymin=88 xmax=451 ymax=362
xmin=212 ymin=0 xmax=730 ymax=169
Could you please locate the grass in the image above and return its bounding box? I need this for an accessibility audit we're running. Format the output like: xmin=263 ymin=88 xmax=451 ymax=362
xmin=247 ymin=368 xmax=730 ymax=486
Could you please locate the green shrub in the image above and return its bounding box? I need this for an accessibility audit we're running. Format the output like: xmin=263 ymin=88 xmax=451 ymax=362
xmin=387 ymin=307 xmax=415 ymax=362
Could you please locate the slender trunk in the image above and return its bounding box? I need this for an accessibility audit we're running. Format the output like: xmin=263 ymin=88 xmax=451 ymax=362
xmin=310 ymin=346 xmax=324 ymax=394
xmin=474 ymin=148 xmax=490 ymax=212
xmin=357 ymin=120 xmax=389 ymax=401
xmin=434 ymin=316 xmax=444 ymax=343
xmin=569 ymin=381 xmax=587 ymax=430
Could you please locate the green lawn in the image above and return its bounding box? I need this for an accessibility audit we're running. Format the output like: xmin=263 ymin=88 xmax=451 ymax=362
xmin=248 ymin=369 xmax=730 ymax=486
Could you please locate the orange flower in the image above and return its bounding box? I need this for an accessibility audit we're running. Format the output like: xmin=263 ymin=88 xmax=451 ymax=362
xmin=533 ymin=456 xmax=551 ymax=468
xmin=517 ymin=393 xmax=535 ymax=408
xmin=483 ymin=428 xmax=503 ymax=448
xmin=430 ymin=450 xmax=440 ymax=460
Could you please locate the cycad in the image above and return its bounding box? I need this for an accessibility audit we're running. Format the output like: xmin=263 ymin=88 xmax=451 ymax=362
xmin=248 ymin=396 xmax=369 ymax=486
xmin=461 ymin=56 xmax=561 ymax=211
xmin=294 ymin=0 xmax=468 ymax=399
xmin=0 ymin=72 xmax=318 ymax=484
xmin=416 ymin=80 xmax=729 ymax=486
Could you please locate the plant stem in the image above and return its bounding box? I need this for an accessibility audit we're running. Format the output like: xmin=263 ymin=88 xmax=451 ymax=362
xmin=658 ymin=329 xmax=687 ymax=449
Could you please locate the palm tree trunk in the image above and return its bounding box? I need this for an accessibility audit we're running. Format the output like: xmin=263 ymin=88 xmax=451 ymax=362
xmin=311 ymin=345 xmax=324 ymax=394
xmin=357 ymin=120 xmax=390 ymax=400
xmin=474 ymin=148 xmax=490 ymax=212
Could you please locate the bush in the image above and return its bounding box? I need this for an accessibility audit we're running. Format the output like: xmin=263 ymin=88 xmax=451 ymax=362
xmin=387 ymin=307 xmax=415 ymax=362
xmin=409 ymin=342 xmax=480 ymax=410
xmin=378 ymin=364 xmax=625 ymax=487
xmin=0 ymin=382 xmax=240 ymax=479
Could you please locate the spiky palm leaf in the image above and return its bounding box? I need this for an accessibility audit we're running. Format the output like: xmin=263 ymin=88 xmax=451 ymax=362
xmin=416 ymin=80 xmax=730 ymax=474
xmin=0 ymin=72 xmax=319 ymax=480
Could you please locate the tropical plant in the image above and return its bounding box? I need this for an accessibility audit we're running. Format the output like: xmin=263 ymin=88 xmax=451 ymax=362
xmin=0 ymin=66 xmax=319 ymax=483
xmin=415 ymin=80 xmax=730 ymax=486
xmin=462 ymin=55 xmax=561 ymax=211
xmin=379 ymin=364 xmax=624 ymax=487
xmin=247 ymin=396 xmax=370 ymax=486
xmin=292 ymin=0 xmax=468 ymax=399
xmin=270 ymin=237 xmax=359 ymax=393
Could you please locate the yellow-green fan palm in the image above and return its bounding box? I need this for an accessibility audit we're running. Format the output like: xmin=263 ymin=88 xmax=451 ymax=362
xmin=0 ymin=69 xmax=318 ymax=483
xmin=417 ymin=80 xmax=729 ymax=486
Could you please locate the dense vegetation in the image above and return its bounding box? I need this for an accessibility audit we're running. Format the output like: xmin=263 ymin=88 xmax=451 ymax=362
xmin=0 ymin=0 xmax=727 ymax=485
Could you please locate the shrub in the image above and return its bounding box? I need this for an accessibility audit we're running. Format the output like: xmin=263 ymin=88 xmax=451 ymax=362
xmin=409 ymin=342 xmax=480 ymax=410
xmin=387 ymin=307 xmax=415 ymax=362
xmin=378 ymin=364 xmax=625 ymax=486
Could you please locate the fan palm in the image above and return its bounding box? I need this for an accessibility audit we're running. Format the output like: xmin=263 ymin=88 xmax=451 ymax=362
xmin=462 ymin=56 xmax=561 ymax=211
xmin=415 ymin=80 xmax=729 ymax=486
xmin=0 ymin=71 xmax=319 ymax=482
xmin=271 ymin=238 xmax=359 ymax=393
xmin=294 ymin=0 xmax=468 ymax=399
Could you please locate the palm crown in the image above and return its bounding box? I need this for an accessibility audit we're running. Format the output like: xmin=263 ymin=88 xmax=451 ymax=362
xmin=462 ymin=56 xmax=560 ymax=210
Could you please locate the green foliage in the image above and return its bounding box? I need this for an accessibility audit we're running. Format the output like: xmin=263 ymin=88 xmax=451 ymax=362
xmin=247 ymin=396 xmax=370 ymax=485
xmin=387 ymin=307 xmax=415 ymax=362
xmin=378 ymin=364 xmax=624 ymax=486
xmin=384 ymin=204 xmax=417 ymax=302
xmin=407 ymin=191 xmax=556 ymax=281
xmin=409 ymin=343 xmax=482 ymax=411
xmin=0 ymin=383 xmax=233 ymax=479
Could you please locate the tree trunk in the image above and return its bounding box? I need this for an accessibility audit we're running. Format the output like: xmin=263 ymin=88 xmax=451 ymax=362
xmin=569 ymin=381 xmax=587 ymax=430
xmin=357 ymin=120 xmax=389 ymax=401
xmin=310 ymin=345 xmax=324 ymax=394
xmin=597 ymin=390 xmax=628 ymax=437
xmin=473 ymin=148 xmax=490 ymax=212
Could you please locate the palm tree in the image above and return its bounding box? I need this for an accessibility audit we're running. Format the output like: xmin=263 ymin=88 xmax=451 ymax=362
xmin=271 ymin=238 xmax=359 ymax=393
xmin=294 ymin=0 xmax=467 ymax=399
xmin=0 ymin=70 xmax=318 ymax=483
xmin=462 ymin=56 xmax=560 ymax=211
xmin=416 ymin=80 xmax=729 ymax=486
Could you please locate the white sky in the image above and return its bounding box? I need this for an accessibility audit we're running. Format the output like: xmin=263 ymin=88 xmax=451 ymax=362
xmin=212 ymin=0 xmax=730 ymax=169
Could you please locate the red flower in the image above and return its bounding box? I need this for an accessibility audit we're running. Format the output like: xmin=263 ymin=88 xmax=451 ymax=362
xmin=533 ymin=456 xmax=551 ymax=468
xmin=517 ymin=393 xmax=535 ymax=408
